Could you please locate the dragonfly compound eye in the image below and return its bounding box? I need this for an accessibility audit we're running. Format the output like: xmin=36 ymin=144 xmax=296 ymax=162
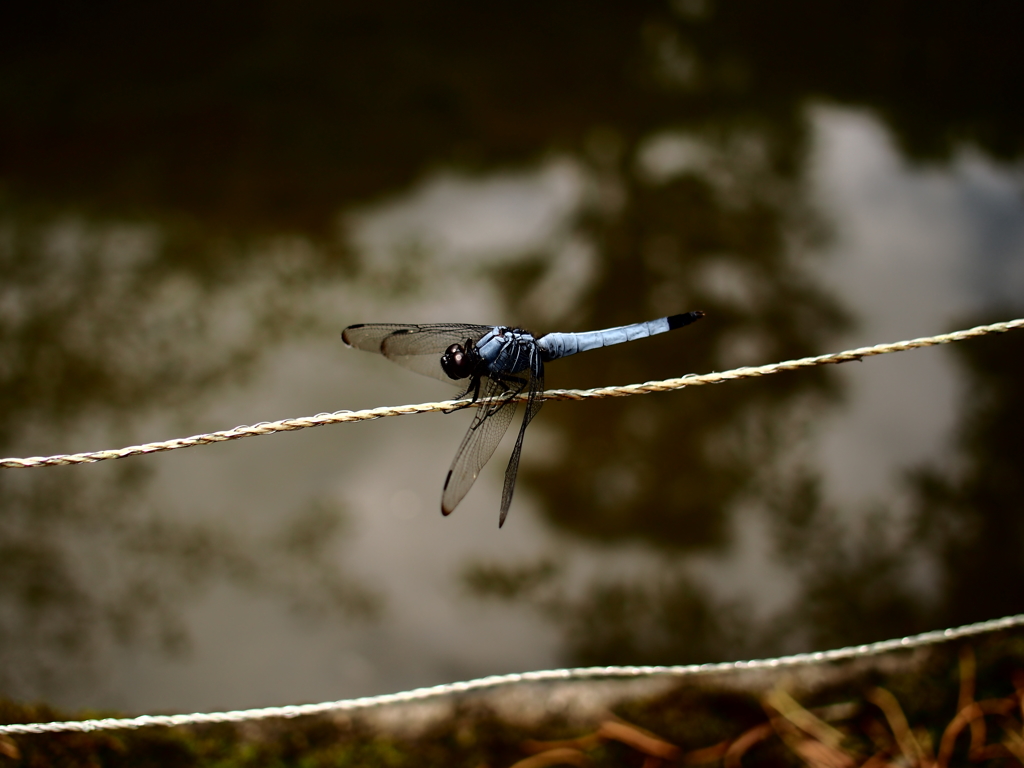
xmin=441 ymin=344 xmax=473 ymax=380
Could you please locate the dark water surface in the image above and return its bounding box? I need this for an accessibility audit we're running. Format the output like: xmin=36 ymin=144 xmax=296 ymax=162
xmin=1 ymin=2 xmax=1023 ymax=712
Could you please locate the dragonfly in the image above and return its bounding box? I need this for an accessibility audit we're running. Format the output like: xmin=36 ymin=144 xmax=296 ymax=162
xmin=342 ymin=311 xmax=705 ymax=526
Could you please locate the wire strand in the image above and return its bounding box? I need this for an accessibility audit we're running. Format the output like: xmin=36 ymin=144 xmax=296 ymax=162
xmin=3 ymin=320 xmax=1024 ymax=736
xmin=2 ymin=613 xmax=1022 ymax=735
xmin=2 ymin=317 xmax=1022 ymax=470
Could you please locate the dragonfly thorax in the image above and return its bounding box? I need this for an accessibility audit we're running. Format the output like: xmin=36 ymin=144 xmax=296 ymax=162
xmin=440 ymin=343 xmax=477 ymax=380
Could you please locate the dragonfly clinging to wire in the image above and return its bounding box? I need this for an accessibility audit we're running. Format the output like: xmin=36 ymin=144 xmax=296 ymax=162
xmin=342 ymin=311 xmax=705 ymax=527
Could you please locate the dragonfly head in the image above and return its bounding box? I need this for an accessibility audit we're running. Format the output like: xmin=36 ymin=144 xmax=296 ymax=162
xmin=441 ymin=343 xmax=476 ymax=380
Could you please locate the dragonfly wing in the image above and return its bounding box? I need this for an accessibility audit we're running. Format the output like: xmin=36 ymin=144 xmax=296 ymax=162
xmin=441 ymin=374 xmax=523 ymax=516
xmin=342 ymin=323 xmax=493 ymax=383
xmin=498 ymin=365 xmax=544 ymax=527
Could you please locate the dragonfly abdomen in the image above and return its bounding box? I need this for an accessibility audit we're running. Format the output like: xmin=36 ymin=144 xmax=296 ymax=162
xmin=536 ymin=311 xmax=703 ymax=361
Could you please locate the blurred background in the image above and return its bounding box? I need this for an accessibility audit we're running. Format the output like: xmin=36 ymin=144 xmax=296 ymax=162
xmin=1 ymin=1 xmax=1023 ymax=714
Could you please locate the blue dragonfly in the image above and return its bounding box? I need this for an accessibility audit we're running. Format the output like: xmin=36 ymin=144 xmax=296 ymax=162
xmin=342 ymin=311 xmax=704 ymax=526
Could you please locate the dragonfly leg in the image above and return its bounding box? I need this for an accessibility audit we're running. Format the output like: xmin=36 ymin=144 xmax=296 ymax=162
xmin=488 ymin=373 xmax=527 ymax=408
xmin=477 ymin=374 xmax=528 ymax=417
xmin=442 ymin=375 xmax=481 ymax=414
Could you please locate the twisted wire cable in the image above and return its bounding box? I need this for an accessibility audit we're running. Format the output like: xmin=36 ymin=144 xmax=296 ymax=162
xmin=3 ymin=318 xmax=1024 ymax=735
xmin=2 ymin=613 xmax=1022 ymax=735
xmin=3 ymin=317 xmax=1022 ymax=470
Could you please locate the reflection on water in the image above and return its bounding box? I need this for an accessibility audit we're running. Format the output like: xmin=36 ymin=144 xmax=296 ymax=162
xmin=913 ymin=328 xmax=1024 ymax=628
xmin=1 ymin=1 xmax=1023 ymax=710
xmin=758 ymin=319 xmax=1024 ymax=652
xmin=509 ymin=125 xmax=847 ymax=550
xmin=0 ymin=215 xmax=374 ymax=700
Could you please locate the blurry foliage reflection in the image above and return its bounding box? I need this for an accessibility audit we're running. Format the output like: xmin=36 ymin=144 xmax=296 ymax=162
xmin=2 ymin=1 xmax=1021 ymax=233
xmin=466 ymin=558 xmax=753 ymax=666
xmin=767 ymin=473 xmax=929 ymax=651
xmin=507 ymin=125 xmax=846 ymax=549
xmin=0 ymin=212 xmax=373 ymax=698
xmin=0 ymin=205 xmax=349 ymax=438
xmin=1 ymin=0 xmax=1022 ymax=694
xmin=0 ymin=463 xmax=377 ymax=699
xmin=763 ymin=312 xmax=1024 ymax=654
xmin=912 ymin=315 xmax=1024 ymax=629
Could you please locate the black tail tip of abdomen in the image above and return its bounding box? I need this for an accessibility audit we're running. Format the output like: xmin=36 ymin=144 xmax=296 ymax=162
xmin=667 ymin=310 xmax=706 ymax=330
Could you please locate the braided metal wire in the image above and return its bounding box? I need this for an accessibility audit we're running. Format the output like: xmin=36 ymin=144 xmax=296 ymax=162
xmin=2 ymin=613 xmax=1022 ymax=735
xmin=3 ymin=318 xmax=1024 ymax=735
xmin=3 ymin=317 xmax=1022 ymax=469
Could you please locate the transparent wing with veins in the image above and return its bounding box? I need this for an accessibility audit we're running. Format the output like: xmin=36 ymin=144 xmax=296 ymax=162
xmin=442 ymin=341 xmax=545 ymax=525
xmin=341 ymin=323 xmax=493 ymax=384
xmin=499 ymin=362 xmax=544 ymax=526
xmin=442 ymin=373 xmax=523 ymax=517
